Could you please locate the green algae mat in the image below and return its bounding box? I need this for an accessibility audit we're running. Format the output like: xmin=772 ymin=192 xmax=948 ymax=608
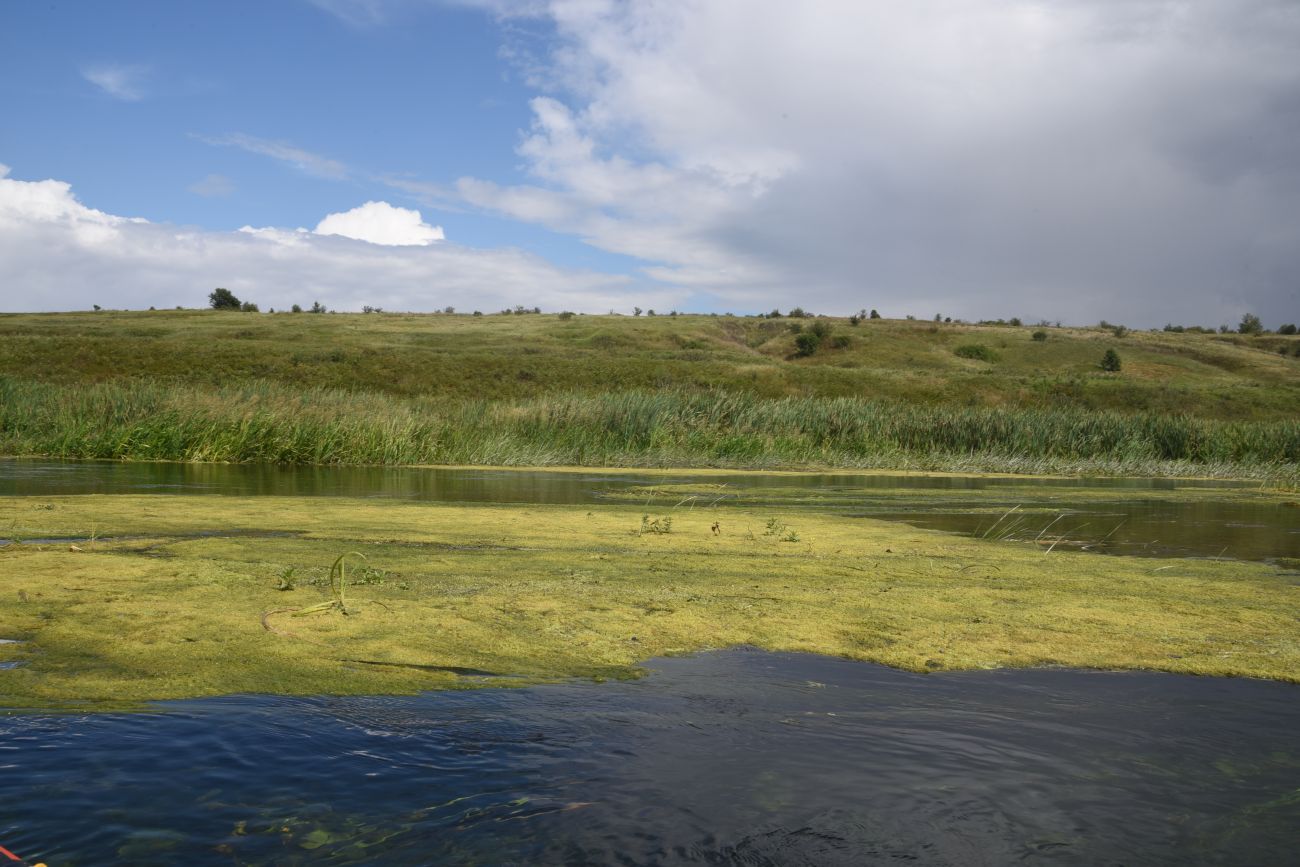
xmin=1 ymin=494 xmax=1297 ymax=709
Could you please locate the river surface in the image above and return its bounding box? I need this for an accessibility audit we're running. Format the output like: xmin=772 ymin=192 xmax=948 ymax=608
xmin=1 ymin=459 xmax=1297 ymax=562
xmin=2 ymin=460 xmax=1298 ymax=865
xmin=2 ymin=648 xmax=1297 ymax=866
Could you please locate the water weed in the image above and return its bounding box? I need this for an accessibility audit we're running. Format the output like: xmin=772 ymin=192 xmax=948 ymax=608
xmin=1 ymin=493 xmax=1296 ymax=710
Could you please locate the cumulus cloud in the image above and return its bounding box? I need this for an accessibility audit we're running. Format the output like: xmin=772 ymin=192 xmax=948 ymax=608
xmin=0 ymin=168 xmax=662 ymax=314
xmin=314 ymin=201 xmax=445 ymax=245
xmin=82 ymin=63 xmax=149 ymax=100
xmin=442 ymin=0 xmax=1300 ymax=326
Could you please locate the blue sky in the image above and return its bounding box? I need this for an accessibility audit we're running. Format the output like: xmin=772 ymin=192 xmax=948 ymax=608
xmin=1 ymin=1 xmax=1297 ymax=324
xmin=0 ymin=0 xmax=638 ymax=275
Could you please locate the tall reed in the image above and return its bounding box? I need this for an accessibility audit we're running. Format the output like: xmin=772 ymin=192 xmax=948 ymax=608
xmin=1 ymin=377 xmax=1295 ymax=480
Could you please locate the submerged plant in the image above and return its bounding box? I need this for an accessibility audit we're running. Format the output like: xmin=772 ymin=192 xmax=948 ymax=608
xmin=979 ymin=506 xmax=1029 ymax=542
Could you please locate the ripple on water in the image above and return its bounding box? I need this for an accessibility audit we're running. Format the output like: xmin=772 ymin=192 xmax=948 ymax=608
xmin=2 ymin=648 xmax=1298 ymax=866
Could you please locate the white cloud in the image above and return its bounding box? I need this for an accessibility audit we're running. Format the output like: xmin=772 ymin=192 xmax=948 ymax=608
xmin=82 ymin=63 xmax=149 ymax=101
xmin=196 ymin=133 xmax=350 ymax=180
xmin=444 ymin=0 xmax=1300 ymax=326
xmin=187 ymin=174 xmax=235 ymax=198
xmin=314 ymin=200 xmax=445 ymax=245
xmin=0 ymin=168 xmax=664 ymax=314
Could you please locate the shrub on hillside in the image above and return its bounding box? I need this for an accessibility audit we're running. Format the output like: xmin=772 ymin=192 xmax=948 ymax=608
xmin=954 ymin=344 xmax=999 ymax=362
xmin=1031 ymin=330 xmax=1048 ymax=342
xmin=794 ymin=331 xmax=822 ymax=357
xmin=1278 ymin=323 xmax=1297 ymax=335
xmin=1100 ymin=349 xmax=1122 ymax=372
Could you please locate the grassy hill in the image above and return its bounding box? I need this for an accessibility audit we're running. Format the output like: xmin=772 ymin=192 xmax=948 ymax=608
xmin=1 ymin=309 xmax=1297 ymax=477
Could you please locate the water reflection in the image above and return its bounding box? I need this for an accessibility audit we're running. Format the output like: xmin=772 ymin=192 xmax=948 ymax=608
xmin=0 ymin=457 xmax=1250 ymax=500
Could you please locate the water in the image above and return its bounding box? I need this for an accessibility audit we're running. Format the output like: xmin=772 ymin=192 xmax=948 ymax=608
xmin=2 ymin=459 xmax=1296 ymax=562
xmin=0 ymin=458 xmax=1253 ymax=501
xmin=2 ymin=649 xmax=1296 ymax=866
xmin=2 ymin=460 xmax=1296 ymax=864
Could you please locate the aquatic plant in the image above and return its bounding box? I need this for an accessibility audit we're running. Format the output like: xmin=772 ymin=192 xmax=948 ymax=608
xmin=5 ymin=491 xmax=1299 ymax=710
xmin=762 ymin=517 xmax=800 ymax=542
xmin=638 ymin=515 xmax=673 ymax=535
xmin=275 ymin=566 xmax=298 ymax=591
xmin=294 ymin=552 xmax=366 ymax=616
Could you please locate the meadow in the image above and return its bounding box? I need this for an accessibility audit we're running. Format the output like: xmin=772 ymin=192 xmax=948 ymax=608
xmin=1 ymin=309 xmax=1297 ymax=478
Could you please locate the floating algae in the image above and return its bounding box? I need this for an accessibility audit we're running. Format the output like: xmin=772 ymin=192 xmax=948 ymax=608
xmin=1 ymin=492 xmax=1297 ymax=709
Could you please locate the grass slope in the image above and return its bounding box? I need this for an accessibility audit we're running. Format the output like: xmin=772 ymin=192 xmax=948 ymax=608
xmin=1 ymin=310 xmax=1297 ymax=476
xmin=3 ymin=309 xmax=1298 ymax=417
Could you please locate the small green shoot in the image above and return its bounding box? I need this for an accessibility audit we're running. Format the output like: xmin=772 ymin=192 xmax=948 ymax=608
xmin=294 ymin=551 xmax=366 ymax=616
xmin=638 ymin=515 xmax=673 ymax=535
xmin=275 ymin=566 xmax=298 ymax=591
xmin=762 ymin=516 xmax=800 ymax=541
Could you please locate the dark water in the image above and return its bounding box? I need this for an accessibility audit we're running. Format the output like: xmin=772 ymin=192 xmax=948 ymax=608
xmin=872 ymin=502 xmax=1300 ymax=563
xmin=0 ymin=457 xmax=1251 ymax=500
xmin=1 ymin=650 xmax=1296 ymax=866
xmin=1 ymin=459 xmax=1296 ymax=562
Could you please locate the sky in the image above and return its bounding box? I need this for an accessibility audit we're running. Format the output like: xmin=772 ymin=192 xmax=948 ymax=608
xmin=1 ymin=0 xmax=1297 ymax=326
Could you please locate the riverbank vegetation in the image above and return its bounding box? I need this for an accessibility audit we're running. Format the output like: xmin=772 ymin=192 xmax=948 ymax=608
xmin=1 ymin=310 xmax=1297 ymax=477
xmin=1 ymin=378 xmax=1297 ymax=480
xmin=2 ymin=494 xmax=1296 ymax=709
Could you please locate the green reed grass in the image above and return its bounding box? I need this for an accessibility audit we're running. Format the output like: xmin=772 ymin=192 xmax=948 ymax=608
xmin=1 ymin=377 xmax=1296 ymax=480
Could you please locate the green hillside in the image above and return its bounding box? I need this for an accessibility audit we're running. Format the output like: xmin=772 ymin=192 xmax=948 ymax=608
xmin=1 ymin=309 xmax=1296 ymax=478
xmin=2 ymin=309 xmax=1297 ymax=418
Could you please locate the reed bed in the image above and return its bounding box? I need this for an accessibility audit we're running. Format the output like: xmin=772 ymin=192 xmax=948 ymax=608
xmin=1 ymin=377 xmax=1296 ymax=480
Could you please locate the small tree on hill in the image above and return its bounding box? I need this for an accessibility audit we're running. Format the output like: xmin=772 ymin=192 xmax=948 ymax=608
xmin=1100 ymin=349 xmax=1122 ymax=372
xmin=1238 ymin=313 xmax=1263 ymax=335
xmin=209 ymin=288 xmax=241 ymax=310
xmin=869 ymin=309 xmax=881 ymax=319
